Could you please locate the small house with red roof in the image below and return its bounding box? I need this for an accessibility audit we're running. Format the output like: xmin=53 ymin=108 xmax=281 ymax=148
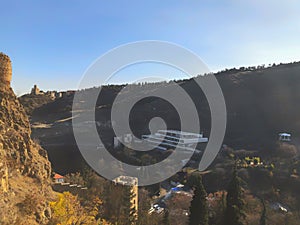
xmin=53 ymin=173 xmax=65 ymax=183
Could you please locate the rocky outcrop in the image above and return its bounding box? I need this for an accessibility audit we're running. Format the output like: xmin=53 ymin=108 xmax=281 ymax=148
xmin=0 ymin=53 xmax=12 ymax=85
xmin=0 ymin=53 xmax=54 ymax=224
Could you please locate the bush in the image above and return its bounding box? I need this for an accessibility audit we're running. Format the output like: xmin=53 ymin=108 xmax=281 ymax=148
xmin=19 ymin=194 xmax=39 ymax=215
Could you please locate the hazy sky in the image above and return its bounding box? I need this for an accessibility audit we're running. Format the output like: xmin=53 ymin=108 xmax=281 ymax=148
xmin=0 ymin=0 xmax=299 ymax=95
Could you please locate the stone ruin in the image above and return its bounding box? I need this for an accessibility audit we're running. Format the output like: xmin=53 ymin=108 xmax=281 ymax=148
xmin=29 ymin=84 xmax=74 ymax=100
xmin=0 ymin=52 xmax=12 ymax=86
xmin=31 ymin=84 xmax=42 ymax=95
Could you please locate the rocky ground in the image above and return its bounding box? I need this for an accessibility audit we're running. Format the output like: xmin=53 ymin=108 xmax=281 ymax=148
xmin=0 ymin=71 xmax=55 ymax=224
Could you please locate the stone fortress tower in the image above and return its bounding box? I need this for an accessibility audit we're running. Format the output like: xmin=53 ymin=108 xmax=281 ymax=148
xmin=0 ymin=52 xmax=12 ymax=86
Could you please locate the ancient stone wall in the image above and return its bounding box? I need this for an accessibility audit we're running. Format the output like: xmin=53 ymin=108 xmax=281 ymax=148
xmin=0 ymin=53 xmax=12 ymax=85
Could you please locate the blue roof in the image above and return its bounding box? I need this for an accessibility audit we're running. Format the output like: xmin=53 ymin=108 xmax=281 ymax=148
xmin=171 ymin=187 xmax=181 ymax=192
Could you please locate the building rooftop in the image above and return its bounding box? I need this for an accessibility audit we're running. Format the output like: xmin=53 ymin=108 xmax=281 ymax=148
xmin=279 ymin=133 xmax=291 ymax=137
xmin=113 ymin=175 xmax=138 ymax=186
xmin=53 ymin=173 xmax=64 ymax=179
xmin=158 ymin=129 xmax=204 ymax=137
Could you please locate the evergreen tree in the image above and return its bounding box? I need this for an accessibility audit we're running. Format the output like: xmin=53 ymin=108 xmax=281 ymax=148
xmin=224 ymin=165 xmax=245 ymax=225
xmin=189 ymin=173 xmax=208 ymax=225
xmin=162 ymin=209 xmax=170 ymax=225
xmin=121 ymin=185 xmax=137 ymax=225
xmin=260 ymin=198 xmax=266 ymax=225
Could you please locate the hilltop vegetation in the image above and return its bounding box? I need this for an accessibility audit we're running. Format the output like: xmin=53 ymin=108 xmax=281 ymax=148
xmin=18 ymin=61 xmax=300 ymax=172
xmin=17 ymin=61 xmax=300 ymax=224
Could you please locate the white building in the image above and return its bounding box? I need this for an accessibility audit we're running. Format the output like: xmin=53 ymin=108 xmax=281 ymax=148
xmin=142 ymin=130 xmax=208 ymax=152
xmin=114 ymin=136 xmax=122 ymax=148
xmin=279 ymin=133 xmax=291 ymax=142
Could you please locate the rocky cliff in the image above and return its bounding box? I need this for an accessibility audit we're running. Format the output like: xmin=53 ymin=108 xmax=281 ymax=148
xmin=0 ymin=52 xmax=54 ymax=225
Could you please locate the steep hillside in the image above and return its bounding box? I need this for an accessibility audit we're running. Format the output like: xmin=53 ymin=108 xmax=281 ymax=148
xmin=0 ymin=53 xmax=54 ymax=225
xmin=216 ymin=62 xmax=300 ymax=148
xmin=20 ymin=62 xmax=300 ymax=173
xmin=19 ymin=94 xmax=53 ymax=116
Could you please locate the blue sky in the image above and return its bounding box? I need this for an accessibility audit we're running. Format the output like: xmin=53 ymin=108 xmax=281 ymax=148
xmin=0 ymin=0 xmax=299 ymax=95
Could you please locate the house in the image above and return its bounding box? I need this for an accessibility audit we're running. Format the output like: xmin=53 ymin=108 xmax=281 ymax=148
xmin=53 ymin=173 xmax=65 ymax=183
xmin=279 ymin=133 xmax=291 ymax=142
